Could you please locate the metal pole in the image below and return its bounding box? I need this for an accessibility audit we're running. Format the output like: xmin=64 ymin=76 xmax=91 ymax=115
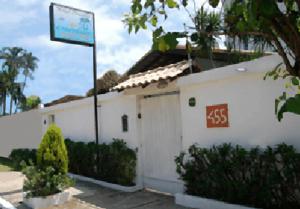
xmin=92 ymin=13 xmax=99 ymax=146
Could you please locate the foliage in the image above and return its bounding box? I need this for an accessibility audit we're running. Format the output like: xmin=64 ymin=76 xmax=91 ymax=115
xmin=22 ymin=164 xmax=74 ymax=198
xmin=37 ymin=125 xmax=68 ymax=174
xmin=0 ymin=47 xmax=38 ymax=115
xmin=21 ymin=95 xmax=41 ymax=111
xmin=65 ymin=138 xmax=137 ymax=186
xmin=175 ymin=143 xmax=300 ymax=209
xmin=9 ymin=148 xmax=36 ymax=170
xmin=0 ymin=157 xmax=13 ymax=172
xmin=124 ymin=0 xmax=300 ymax=120
xmin=86 ymin=70 xmax=120 ymax=96
xmin=264 ymin=65 xmax=300 ymax=120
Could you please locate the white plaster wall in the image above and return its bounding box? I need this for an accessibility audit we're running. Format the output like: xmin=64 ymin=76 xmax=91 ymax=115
xmin=0 ymin=110 xmax=43 ymax=157
xmin=98 ymin=95 xmax=138 ymax=149
xmin=42 ymin=102 xmax=95 ymax=142
xmin=179 ymin=56 xmax=300 ymax=151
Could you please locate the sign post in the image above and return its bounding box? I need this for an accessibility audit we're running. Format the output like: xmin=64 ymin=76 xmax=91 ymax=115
xmin=49 ymin=3 xmax=99 ymax=145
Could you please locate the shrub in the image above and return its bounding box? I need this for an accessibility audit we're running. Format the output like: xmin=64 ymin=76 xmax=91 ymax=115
xmin=22 ymin=164 xmax=74 ymax=198
xmin=175 ymin=143 xmax=300 ymax=209
xmin=9 ymin=149 xmax=36 ymax=170
xmin=96 ymin=139 xmax=137 ymax=186
xmin=66 ymin=139 xmax=137 ymax=186
xmin=65 ymin=139 xmax=96 ymax=177
xmin=37 ymin=125 xmax=68 ymax=174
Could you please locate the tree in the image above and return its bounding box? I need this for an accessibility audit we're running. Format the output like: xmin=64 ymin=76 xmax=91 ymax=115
xmin=124 ymin=0 xmax=300 ymax=121
xmin=86 ymin=70 xmax=121 ymax=96
xmin=21 ymin=95 xmax=41 ymax=111
xmin=37 ymin=124 xmax=68 ymax=174
xmin=0 ymin=47 xmax=38 ymax=115
xmin=0 ymin=71 xmax=8 ymax=115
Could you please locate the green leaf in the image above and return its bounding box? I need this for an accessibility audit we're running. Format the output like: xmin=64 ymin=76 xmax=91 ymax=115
xmin=190 ymin=33 xmax=199 ymax=42
xmin=150 ymin=15 xmax=158 ymax=27
xmin=163 ymin=32 xmax=179 ymax=49
xmin=139 ymin=14 xmax=148 ymax=30
xmin=291 ymin=77 xmax=299 ymax=86
xmin=144 ymin=0 xmax=155 ymax=8
xmin=166 ymin=0 xmax=178 ymax=8
xmin=277 ymin=94 xmax=300 ymax=121
xmin=275 ymin=98 xmax=280 ymax=114
xmin=158 ymin=38 xmax=168 ymax=52
xmin=153 ymin=27 xmax=163 ymax=38
xmin=128 ymin=24 xmax=133 ymax=33
xmin=209 ymin=0 xmax=219 ymax=8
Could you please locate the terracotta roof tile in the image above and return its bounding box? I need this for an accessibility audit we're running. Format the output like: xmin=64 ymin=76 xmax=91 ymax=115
xmin=113 ymin=60 xmax=189 ymax=90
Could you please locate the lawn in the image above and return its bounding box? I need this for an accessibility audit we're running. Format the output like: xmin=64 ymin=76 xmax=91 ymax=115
xmin=0 ymin=157 xmax=13 ymax=172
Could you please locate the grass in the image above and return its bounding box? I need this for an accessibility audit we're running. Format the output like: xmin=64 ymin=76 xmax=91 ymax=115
xmin=0 ymin=157 xmax=13 ymax=172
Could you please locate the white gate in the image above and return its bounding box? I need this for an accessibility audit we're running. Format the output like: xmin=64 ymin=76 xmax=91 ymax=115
xmin=140 ymin=92 xmax=183 ymax=194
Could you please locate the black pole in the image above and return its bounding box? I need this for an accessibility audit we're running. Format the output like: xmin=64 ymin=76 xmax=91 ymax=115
xmin=92 ymin=13 xmax=99 ymax=146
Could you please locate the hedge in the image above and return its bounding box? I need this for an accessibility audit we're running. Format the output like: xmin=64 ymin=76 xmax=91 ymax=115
xmin=175 ymin=143 xmax=300 ymax=209
xmin=65 ymin=138 xmax=137 ymax=186
xmin=9 ymin=149 xmax=37 ymax=170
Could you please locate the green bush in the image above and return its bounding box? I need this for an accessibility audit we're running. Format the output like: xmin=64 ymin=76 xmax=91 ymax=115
xmin=175 ymin=143 xmax=300 ymax=209
xmin=9 ymin=149 xmax=36 ymax=170
xmin=37 ymin=125 xmax=68 ymax=174
xmin=66 ymin=139 xmax=137 ymax=186
xmin=22 ymin=164 xmax=74 ymax=198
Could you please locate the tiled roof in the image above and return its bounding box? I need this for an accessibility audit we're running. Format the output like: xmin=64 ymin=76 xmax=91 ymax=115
xmin=113 ymin=60 xmax=189 ymax=90
xmin=45 ymin=95 xmax=84 ymax=107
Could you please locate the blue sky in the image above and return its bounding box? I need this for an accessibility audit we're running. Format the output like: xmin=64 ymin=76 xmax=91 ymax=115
xmin=1 ymin=0 xmax=216 ymax=103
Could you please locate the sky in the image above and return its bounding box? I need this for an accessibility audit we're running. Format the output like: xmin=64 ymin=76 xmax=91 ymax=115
xmin=0 ymin=0 xmax=217 ymax=104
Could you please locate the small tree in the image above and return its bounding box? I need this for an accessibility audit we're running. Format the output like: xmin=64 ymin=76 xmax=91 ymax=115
xmin=21 ymin=95 xmax=41 ymax=111
xmin=86 ymin=70 xmax=120 ymax=96
xmin=37 ymin=124 xmax=68 ymax=174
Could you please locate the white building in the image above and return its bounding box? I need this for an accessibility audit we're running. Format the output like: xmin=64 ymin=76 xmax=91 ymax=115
xmin=1 ymin=47 xmax=299 ymax=194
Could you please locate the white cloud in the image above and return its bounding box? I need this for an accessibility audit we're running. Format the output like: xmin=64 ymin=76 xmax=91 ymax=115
xmin=0 ymin=9 xmax=36 ymax=26
xmin=98 ymin=44 xmax=150 ymax=74
xmin=14 ymin=0 xmax=40 ymax=6
xmin=17 ymin=35 xmax=65 ymax=49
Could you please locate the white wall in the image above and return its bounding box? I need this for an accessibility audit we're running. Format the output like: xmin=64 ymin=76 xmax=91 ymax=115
xmin=179 ymin=55 xmax=300 ymax=151
xmin=40 ymin=93 xmax=140 ymax=149
xmin=0 ymin=110 xmax=43 ymax=157
xmin=41 ymin=97 xmax=95 ymax=142
xmin=99 ymin=95 xmax=139 ymax=149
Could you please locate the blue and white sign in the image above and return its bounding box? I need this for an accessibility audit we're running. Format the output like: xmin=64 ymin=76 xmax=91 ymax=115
xmin=50 ymin=3 xmax=95 ymax=46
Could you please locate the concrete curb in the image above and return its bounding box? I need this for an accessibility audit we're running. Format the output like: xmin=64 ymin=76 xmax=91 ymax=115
xmin=68 ymin=173 xmax=143 ymax=192
xmin=0 ymin=197 xmax=16 ymax=209
xmin=175 ymin=193 xmax=259 ymax=209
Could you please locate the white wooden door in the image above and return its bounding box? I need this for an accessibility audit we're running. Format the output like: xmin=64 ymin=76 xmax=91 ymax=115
xmin=141 ymin=93 xmax=183 ymax=194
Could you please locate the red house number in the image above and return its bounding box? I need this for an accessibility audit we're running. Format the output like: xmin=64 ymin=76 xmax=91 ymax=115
xmin=206 ymin=104 xmax=229 ymax=128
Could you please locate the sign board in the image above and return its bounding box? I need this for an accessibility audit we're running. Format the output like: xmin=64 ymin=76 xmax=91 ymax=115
xmin=206 ymin=104 xmax=229 ymax=128
xmin=49 ymin=3 xmax=95 ymax=46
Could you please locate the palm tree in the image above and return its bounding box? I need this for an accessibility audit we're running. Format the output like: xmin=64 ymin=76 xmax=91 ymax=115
xmin=0 ymin=70 xmax=9 ymax=115
xmin=9 ymin=82 xmax=25 ymax=114
xmin=14 ymin=52 xmax=38 ymax=113
xmin=21 ymin=52 xmax=38 ymax=91
xmin=0 ymin=47 xmax=38 ymax=115
xmin=1 ymin=47 xmax=25 ymax=115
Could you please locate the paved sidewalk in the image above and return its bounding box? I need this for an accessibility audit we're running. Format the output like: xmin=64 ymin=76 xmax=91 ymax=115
xmin=0 ymin=172 xmax=187 ymax=209
xmin=0 ymin=172 xmax=25 ymax=204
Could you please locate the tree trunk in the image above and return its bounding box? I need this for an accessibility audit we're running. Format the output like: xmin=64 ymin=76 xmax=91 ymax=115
xmin=3 ymin=92 xmax=6 ymax=115
xmin=14 ymin=76 xmax=27 ymax=114
xmin=9 ymin=96 xmax=13 ymax=115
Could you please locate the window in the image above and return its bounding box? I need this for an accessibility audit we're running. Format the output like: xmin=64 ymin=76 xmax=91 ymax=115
xmin=48 ymin=114 xmax=55 ymax=124
xmin=122 ymin=114 xmax=128 ymax=132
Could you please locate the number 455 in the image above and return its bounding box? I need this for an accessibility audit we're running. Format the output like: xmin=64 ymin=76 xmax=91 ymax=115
xmin=206 ymin=104 xmax=229 ymax=128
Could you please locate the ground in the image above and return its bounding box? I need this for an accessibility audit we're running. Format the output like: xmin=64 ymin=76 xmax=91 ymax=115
xmin=0 ymin=157 xmax=13 ymax=172
xmin=0 ymin=172 xmax=187 ymax=209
